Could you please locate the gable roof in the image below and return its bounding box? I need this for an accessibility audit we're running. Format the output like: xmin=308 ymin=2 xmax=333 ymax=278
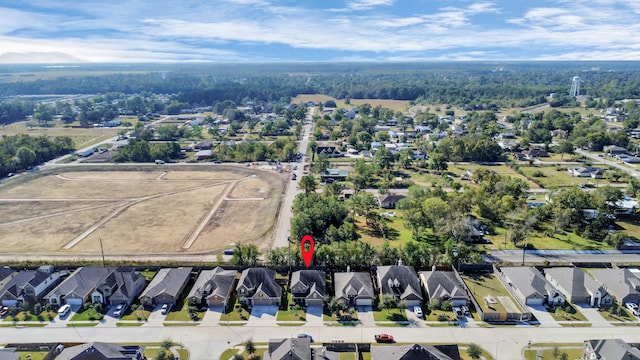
xmin=371 ymin=343 xmax=460 ymax=360
xmin=139 ymin=267 xmax=193 ymax=300
xmin=419 ymin=271 xmax=468 ymax=302
xmin=589 ymin=268 xmax=640 ymax=301
xmin=0 ymin=269 xmax=54 ymax=299
xmin=586 ymin=339 xmax=640 ymax=360
xmin=499 ymin=267 xmax=559 ymax=299
xmin=0 ymin=348 xmax=19 ymax=360
xmin=237 ymin=268 xmax=281 ymax=299
xmin=56 ymin=342 xmax=145 ymax=360
xmin=110 ymin=270 xmax=145 ymax=300
xmin=264 ymin=338 xmax=311 ymax=360
xmin=377 ymin=266 xmax=422 ymax=301
xmin=46 ymin=267 xmax=114 ymax=300
xmin=290 ymin=270 xmax=325 ymax=298
xmin=188 ymin=267 xmax=236 ymax=300
xmin=545 ymin=267 xmax=607 ymax=299
xmin=334 ymin=272 xmax=375 ymax=300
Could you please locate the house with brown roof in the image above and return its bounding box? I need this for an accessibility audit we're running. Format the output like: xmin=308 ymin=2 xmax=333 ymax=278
xmin=187 ymin=267 xmax=236 ymax=308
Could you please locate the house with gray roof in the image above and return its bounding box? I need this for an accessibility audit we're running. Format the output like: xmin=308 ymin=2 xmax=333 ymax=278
xmin=0 ymin=267 xmax=16 ymax=291
xmin=45 ymin=267 xmax=114 ymax=307
xmin=56 ymin=342 xmax=145 ymax=360
xmin=236 ymin=268 xmax=282 ymax=307
xmin=0 ymin=348 xmax=19 ymax=360
xmin=496 ymin=267 xmax=565 ymax=306
xmin=545 ymin=267 xmax=612 ymax=308
xmin=139 ymin=267 xmax=192 ymax=307
xmin=187 ymin=267 xmax=236 ymax=308
xmin=263 ymin=338 xmax=311 ymax=360
xmin=589 ymin=268 xmax=640 ymax=305
xmin=333 ymin=272 xmax=375 ymax=307
xmin=0 ymin=266 xmax=61 ymax=307
xmin=371 ymin=343 xmax=461 ymax=360
xmin=583 ymin=339 xmax=640 ymax=360
xmin=290 ymin=270 xmax=325 ymax=307
xmin=102 ymin=269 xmax=147 ymax=307
xmin=376 ymin=265 xmax=423 ymax=307
xmin=419 ymin=270 xmax=469 ymax=306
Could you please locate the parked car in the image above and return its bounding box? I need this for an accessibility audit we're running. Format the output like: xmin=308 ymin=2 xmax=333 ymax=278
xmin=461 ymin=305 xmax=470 ymax=316
xmin=223 ymin=249 xmax=234 ymax=255
xmin=375 ymin=334 xmax=394 ymax=343
xmin=453 ymin=307 xmax=464 ymax=317
xmin=625 ymin=302 xmax=638 ymax=315
xmin=58 ymin=304 xmax=71 ymax=317
xmin=297 ymin=334 xmax=314 ymax=342
xmin=293 ymin=165 xmax=298 ymax=170
xmin=113 ymin=304 xmax=125 ymax=317
xmin=413 ymin=306 xmax=423 ymax=318
xmin=155 ymin=159 xmax=165 ymax=164
xmin=291 ymin=173 xmax=297 ymax=180
xmin=161 ymin=304 xmax=171 ymax=315
xmin=0 ymin=306 xmax=8 ymax=317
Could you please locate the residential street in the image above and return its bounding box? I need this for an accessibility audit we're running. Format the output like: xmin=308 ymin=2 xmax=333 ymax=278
xmin=2 ymin=322 xmax=640 ymax=360
xmin=576 ymin=148 xmax=640 ymax=178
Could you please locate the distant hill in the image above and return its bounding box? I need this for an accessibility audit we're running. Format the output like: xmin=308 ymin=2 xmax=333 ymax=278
xmin=0 ymin=52 xmax=84 ymax=64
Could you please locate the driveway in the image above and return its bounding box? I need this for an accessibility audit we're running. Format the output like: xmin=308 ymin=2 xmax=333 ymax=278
xmin=247 ymin=305 xmax=278 ymax=326
xmin=143 ymin=304 xmax=167 ymax=327
xmin=200 ymin=306 xmax=224 ymax=327
xmin=527 ymin=305 xmax=560 ymax=327
xmin=304 ymin=306 xmax=323 ymax=327
xmin=357 ymin=306 xmax=375 ymax=327
xmin=575 ymin=305 xmax=612 ymax=327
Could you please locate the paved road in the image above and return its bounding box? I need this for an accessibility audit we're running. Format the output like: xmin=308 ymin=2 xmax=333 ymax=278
xmin=272 ymin=108 xmax=314 ymax=249
xmin=3 ymin=322 xmax=640 ymax=360
xmin=488 ymin=249 xmax=640 ymax=264
xmin=576 ymin=149 xmax=640 ymax=178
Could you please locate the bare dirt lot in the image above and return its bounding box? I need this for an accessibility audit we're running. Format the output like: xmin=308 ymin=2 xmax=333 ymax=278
xmin=0 ymin=167 xmax=285 ymax=255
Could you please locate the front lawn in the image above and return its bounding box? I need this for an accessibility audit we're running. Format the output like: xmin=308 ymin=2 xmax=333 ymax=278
xmin=4 ymin=310 xmax=56 ymax=322
xmin=163 ymin=298 xmax=204 ymax=322
xmin=277 ymin=293 xmax=306 ymax=321
xmin=323 ymin=309 xmax=358 ymax=322
xmin=373 ymin=308 xmax=407 ymax=322
xmin=120 ymin=307 xmax=151 ymax=321
xmin=547 ymin=304 xmax=588 ymax=322
xmin=71 ymin=307 xmax=104 ymax=322
xmin=219 ymin=298 xmax=250 ymax=322
xmin=16 ymin=352 xmax=48 ymax=360
xmin=599 ymin=306 xmax=636 ymax=322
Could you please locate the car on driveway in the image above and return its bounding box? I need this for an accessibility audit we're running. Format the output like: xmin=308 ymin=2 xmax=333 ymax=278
xmin=413 ymin=306 xmax=423 ymax=318
xmin=625 ymin=302 xmax=638 ymax=315
xmin=0 ymin=306 xmax=8 ymax=317
xmin=375 ymin=334 xmax=394 ymax=343
xmin=461 ymin=305 xmax=470 ymax=316
xmin=453 ymin=307 xmax=464 ymax=317
xmin=161 ymin=304 xmax=171 ymax=315
xmin=113 ymin=304 xmax=125 ymax=317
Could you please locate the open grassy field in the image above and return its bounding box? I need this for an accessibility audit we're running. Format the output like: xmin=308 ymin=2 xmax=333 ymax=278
xmin=1 ymin=121 xmax=119 ymax=149
xmin=461 ymin=274 xmax=524 ymax=313
xmin=291 ymin=94 xmax=411 ymax=112
xmin=450 ymin=163 xmax=541 ymax=189
xmin=0 ymin=167 xmax=284 ymax=255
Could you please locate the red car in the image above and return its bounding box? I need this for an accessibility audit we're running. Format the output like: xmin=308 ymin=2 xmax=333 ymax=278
xmin=375 ymin=334 xmax=394 ymax=343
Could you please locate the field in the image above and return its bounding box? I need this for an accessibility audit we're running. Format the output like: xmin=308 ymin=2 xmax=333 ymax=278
xmin=1 ymin=121 xmax=119 ymax=149
xmin=0 ymin=167 xmax=284 ymax=255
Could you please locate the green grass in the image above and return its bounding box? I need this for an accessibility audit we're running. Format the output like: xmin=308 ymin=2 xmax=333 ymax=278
xmin=339 ymin=353 xmax=357 ymax=360
xmin=219 ymin=348 xmax=239 ymax=360
xmin=547 ymin=304 xmax=588 ymax=322
xmin=163 ymin=322 xmax=200 ymax=326
xmin=120 ymin=308 xmax=151 ymax=321
xmin=452 ymin=163 xmax=540 ymax=189
xmin=356 ymin=215 xmax=413 ymax=249
xmin=177 ymin=349 xmax=189 ymax=360
xmin=140 ymin=269 xmax=158 ymax=281
xmin=16 ymin=352 xmax=48 ymax=360
xmin=277 ymin=293 xmax=306 ymax=321
xmin=424 ymin=309 xmax=457 ymax=322
xmin=461 ymin=273 xmax=523 ymax=313
xmin=219 ymin=299 xmax=250 ymax=322
xmin=486 ymin=225 xmax=611 ymax=251
xmin=3 ymin=310 xmax=55 ymax=322
xmin=116 ymin=322 xmax=145 ymax=327
xmin=71 ymin=308 xmax=104 ymax=322
xmin=373 ymin=308 xmax=407 ymax=322
xmin=523 ymin=347 xmax=583 ymax=360
xmin=598 ymin=306 xmax=636 ymax=322
xmin=67 ymin=322 xmax=99 ymax=327
xmin=0 ymin=323 xmax=47 ymax=327
xmin=323 ymin=309 xmax=358 ymax=322
xmin=163 ymin=299 xmax=204 ymax=322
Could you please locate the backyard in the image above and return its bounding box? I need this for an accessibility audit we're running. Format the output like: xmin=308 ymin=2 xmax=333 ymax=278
xmin=461 ymin=273 xmax=524 ymax=314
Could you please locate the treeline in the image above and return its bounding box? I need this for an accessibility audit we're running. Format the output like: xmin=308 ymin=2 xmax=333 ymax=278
xmin=113 ymin=139 xmax=180 ymax=163
xmin=3 ymin=63 xmax=640 ymax=109
xmin=0 ymin=134 xmax=74 ymax=177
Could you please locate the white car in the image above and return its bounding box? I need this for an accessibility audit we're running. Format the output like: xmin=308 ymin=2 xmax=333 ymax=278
xmin=461 ymin=305 xmax=470 ymax=315
xmin=113 ymin=304 xmax=125 ymax=317
xmin=625 ymin=302 xmax=638 ymax=314
xmin=413 ymin=306 xmax=423 ymax=318
xmin=161 ymin=304 xmax=171 ymax=315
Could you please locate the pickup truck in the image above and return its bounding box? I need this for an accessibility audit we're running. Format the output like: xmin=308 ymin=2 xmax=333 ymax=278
xmin=374 ymin=334 xmax=394 ymax=343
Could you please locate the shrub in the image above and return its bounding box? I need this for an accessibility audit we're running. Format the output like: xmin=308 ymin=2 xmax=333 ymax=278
xmin=532 ymin=170 xmax=545 ymax=177
xmin=437 ymin=314 xmax=449 ymax=321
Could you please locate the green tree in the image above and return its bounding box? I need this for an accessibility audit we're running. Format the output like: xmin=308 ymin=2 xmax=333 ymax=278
xmin=298 ymin=175 xmax=317 ymax=195
xmin=467 ymin=343 xmax=482 ymax=359
xmin=230 ymin=243 xmax=261 ymax=266
xmin=556 ymin=140 xmax=574 ymax=160
xmin=375 ymin=146 xmax=396 ymax=173
xmin=429 ymin=153 xmax=448 ymax=173
xmin=628 ymin=177 xmax=640 ymax=197
xmin=232 ymin=354 xmax=244 ymax=360
xmin=244 ymin=338 xmax=256 ymax=359
xmin=15 ymin=146 xmax=36 ymax=169
xmin=381 ymin=294 xmax=399 ymax=314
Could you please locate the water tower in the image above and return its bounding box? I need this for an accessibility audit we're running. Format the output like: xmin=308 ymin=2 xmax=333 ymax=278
xmin=570 ymin=76 xmax=581 ymax=97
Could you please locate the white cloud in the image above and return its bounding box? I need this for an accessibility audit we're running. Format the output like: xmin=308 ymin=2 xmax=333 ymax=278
xmin=346 ymin=0 xmax=395 ymax=11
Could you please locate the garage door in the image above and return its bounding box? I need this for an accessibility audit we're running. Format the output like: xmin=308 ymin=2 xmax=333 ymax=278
xmin=65 ymin=298 xmax=83 ymax=306
xmin=253 ymin=298 xmax=275 ymax=306
xmin=356 ymin=298 xmax=372 ymax=306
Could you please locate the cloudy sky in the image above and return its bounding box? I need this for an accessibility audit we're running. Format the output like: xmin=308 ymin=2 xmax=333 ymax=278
xmin=1 ymin=0 xmax=640 ymax=63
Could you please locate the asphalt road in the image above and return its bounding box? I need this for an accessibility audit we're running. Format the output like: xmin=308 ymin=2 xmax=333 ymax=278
xmin=488 ymin=250 xmax=640 ymax=265
xmin=272 ymin=109 xmax=314 ymax=249
xmin=575 ymin=148 xmax=640 ymax=178
xmin=2 ymin=322 xmax=640 ymax=360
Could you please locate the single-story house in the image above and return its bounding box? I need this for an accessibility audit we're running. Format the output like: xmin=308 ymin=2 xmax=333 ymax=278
xmin=0 ymin=266 xmax=61 ymax=307
xmin=583 ymin=339 xmax=640 ymax=360
xmin=139 ymin=267 xmax=193 ymax=307
xmin=376 ymin=265 xmax=423 ymax=307
xmin=56 ymin=342 xmax=145 ymax=360
xmin=104 ymin=269 xmax=147 ymax=307
xmin=263 ymin=338 xmax=335 ymax=360
xmin=419 ymin=270 xmax=469 ymax=306
xmin=316 ymin=146 xmax=342 ymax=158
xmin=568 ymin=166 xmax=604 ymax=178
xmin=604 ymin=145 xmax=628 ymax=155
xmin=545 ymin=267 xmax=612 ymax=308
xmin=589 ymin=269 xmax=640 ymax=305
xmin=195 ymin=149 xmax=213 ymax=160
xmin=372 ymin=344 xmax=461 ymax=360
xmin=194 ymin=141 xmax=213 ymax=150
xmin=321 ymin=169 xmax=349 ymax=181
xmin=187 ymin=267 xmax=236 ymax=308
xmin=236 ymin=268 xmax=282 ymax=307
xmin=377 ymin=194 xmax=406 ymax=209
xmin=45 ymin=267 xmax=115 ymax=307
xmin=496 ymin=267 xmax=565 ymax=306
xmin=333 ymin=272 xmax=375 ymax=307
xmin=290 ymin=270 xmax=325 ymax=307
xmin=523 ymin=148 xmax=548 ymax=159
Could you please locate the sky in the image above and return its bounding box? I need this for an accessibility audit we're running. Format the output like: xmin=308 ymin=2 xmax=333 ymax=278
xmin=1 ymin=0 xmax=640 ymax=63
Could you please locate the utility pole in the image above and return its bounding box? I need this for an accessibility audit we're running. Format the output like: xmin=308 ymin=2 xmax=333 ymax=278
xmin=99 ymin=238 xmax=106 ymax=268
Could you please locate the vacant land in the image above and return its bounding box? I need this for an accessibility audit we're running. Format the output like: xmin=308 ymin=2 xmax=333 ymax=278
xmin=0 ymin=167 xmax=284 ymax=255
xmin=1 ymin=121 xmax=119 ymax=149
xmin=461 ymin=274 xmax=524 ymax=314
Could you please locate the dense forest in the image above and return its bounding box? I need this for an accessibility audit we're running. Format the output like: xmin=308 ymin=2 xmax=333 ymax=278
xmin=0 ymin=134 xmax=74 ymax=177
xmin=2 ymin=62 xmax=640 ymax=110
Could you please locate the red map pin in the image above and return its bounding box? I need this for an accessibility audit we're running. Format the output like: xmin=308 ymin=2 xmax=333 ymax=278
xmin=300 ymin=234 xmax=315 ymax=268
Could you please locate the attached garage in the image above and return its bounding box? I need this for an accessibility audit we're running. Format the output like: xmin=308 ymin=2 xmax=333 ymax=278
xmin=65 ymin=298 xmax=83 ymax=306
xmin=355 ymin=298 xmax=373 ymax=306
xmin=306 ymin=298 xmax=323 ymax=307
